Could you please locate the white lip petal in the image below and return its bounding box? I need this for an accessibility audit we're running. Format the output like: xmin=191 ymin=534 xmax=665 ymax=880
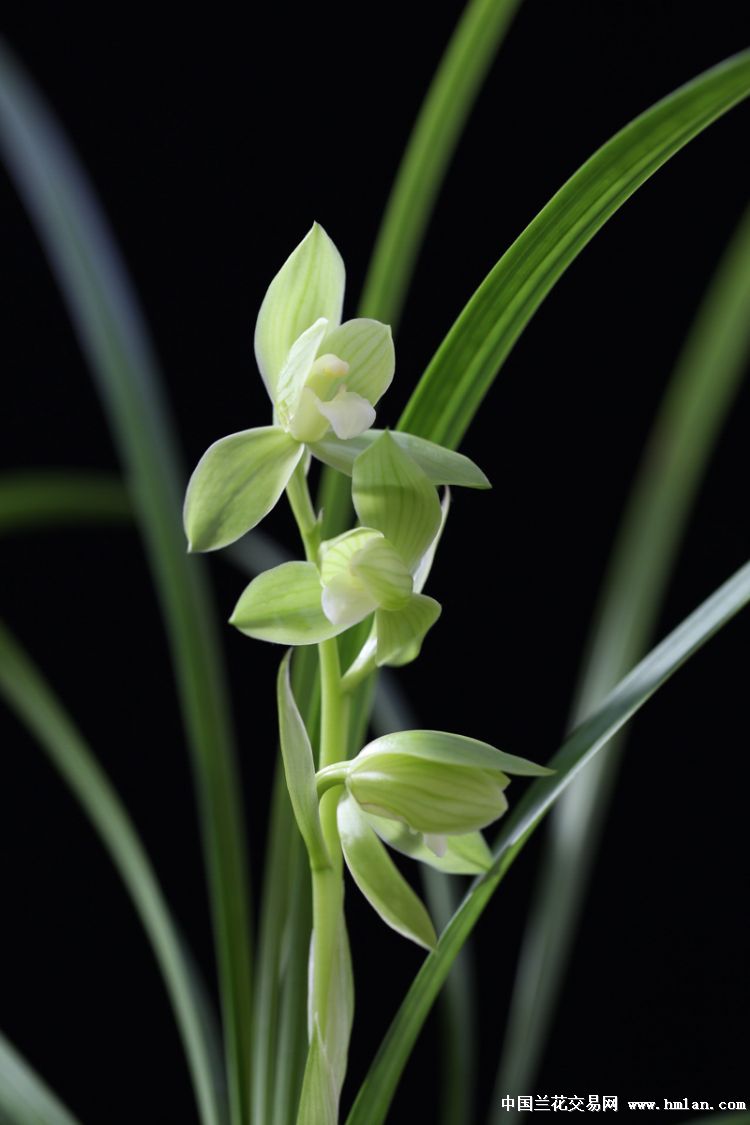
xmin=317 ymin=389 xmax=376 ymax=440
xmin=423 ymin=834 xmax=447 ymax=858
xmin=321 ymin=573 xmax=378 ymax=628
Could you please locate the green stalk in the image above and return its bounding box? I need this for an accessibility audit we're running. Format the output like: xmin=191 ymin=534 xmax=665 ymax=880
xmin=0 ymin=44 xmax=252 ymax=1124
xmin=492 ymin=202 xmax=750 ymax=1115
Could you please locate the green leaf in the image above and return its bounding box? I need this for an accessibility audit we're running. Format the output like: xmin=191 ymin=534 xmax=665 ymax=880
xmin=277 ymin=652 xmax=329 ymax=870
xmin=337 ymin=793 xmax=437 ymax=950
xmin=353 ymin=432 xmax=442 ymax=572
xmin=375 ymin=595 xmax=442 ymax=667
xmin=345 ymin=560 xmax=750 ymax=1125
xmin=0 ymin=44 xmax=252 ymax=1125
xmin=321 ymin=318 xmax=395 ymax=406
xmin=0 ymin=621 xmax=227 ymax=1125
xmin=0 ymin=1029 xmax=82 ymax=1125
xmin=493 ymin=201 xmax=750 ymax=1112
xmin=231 ymin=561 xmax=342 ymax=645
xmin=311 ymin=430 xmax=489 ymax=488
xmin=255 ymin=223 xmax=345 ymax=398
xmin=399 ymin=50 xmax=750 ymax=448
xmin=365 ymin=814 xmax=492 ymax=875
xmin=360 ymin=729 xmax=551 ymax=776
xmin=184 ymin=426 xmax=303 ymax=552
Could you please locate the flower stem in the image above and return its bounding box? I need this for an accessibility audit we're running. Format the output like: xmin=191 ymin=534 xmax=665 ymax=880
xmin=285 ymin=465 xmax=350 ymax=1053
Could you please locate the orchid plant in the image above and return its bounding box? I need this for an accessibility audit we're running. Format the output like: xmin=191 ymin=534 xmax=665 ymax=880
xmin=2 ymin=10 xmax=749 ymax=1125
xmin=184 ymin=225 xmax=551 ymax=1119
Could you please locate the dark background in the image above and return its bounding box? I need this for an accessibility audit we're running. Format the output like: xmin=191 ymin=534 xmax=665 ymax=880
xmin=2 ymin=1 xmax=749 ymax=1121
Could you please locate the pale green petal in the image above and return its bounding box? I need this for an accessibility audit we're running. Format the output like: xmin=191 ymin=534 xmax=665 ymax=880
xmin=288 ymin=387 xmax=331 ymax=444
xmin=183 ymin=425 xmax=302 ymax=552
xmin=321 ymin=573 xmax=378 ymax=629
xmin=319 ymin=527 xmax=384 ymax=585
xmin=276 ymin=317 xmax=328 ymax=428
xmin=322 ymin=318 xmax=395 ymax=406
xmin=358 ymin=730 xmax=554 ymax=776
xmin=413 ymin=488 xmax=450 ymax=594
xmin=337 ymin=793 xmax=437 ymax=951
xmin=310 ymin=429 xmax=490 ymax=489
xmin=350 ymin=537 xmax=413 ymax=610
xmin=348 ymin=754 xmax=510 ymax=835
xmin=375 ymin=594 xmax=441 ymax=667
xmin=277 ymin=652 xmax=328 ymax=869
xmin=316 ymin=389 xmax=375 ymax=440
xmin=353 ymin=432 xmax=441 ymax=572
xmin=230 ymin=561 xmax=344 ymax=644
xmin=364 ymin=812 xmax=492 ymax=874
xmin=254 ymin=223 xmax=345 ymax=397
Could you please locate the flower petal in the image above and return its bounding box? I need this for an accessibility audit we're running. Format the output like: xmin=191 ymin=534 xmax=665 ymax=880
xmin=353 ymin=432 xmax=442 ymax=572
xmin=310 ymin=429 xmax=490 ymax=489
xmin=321 ymin=573 xmax=378 ymax=629
xmin=363 ymin=813 xmax=493 ymax=874
xmin=413 ymin=488 xmax=450 ymax=594
xmin=350 ymin=537 xmax=413 ymax=610
xmin=337 ymin=792 xmax=437 ymax=951
xmin=375 ymin=594 xmax=441 ymax=667
xmin=183 ymin=425 xmax=302 ymax=552
xmin=316 ymin=390 xmax=375 ymax=440
xmin=230 ymin=561 xmax=344 ymax=644
xmin=321 ymin=318 xmax=394 ymax=406
xmin=255 ymin=223 xmax=345 ymax=398
xmin=358 ymin=730 xmax=555 ymax=777
xmin=276 ymin=317 xmax=329 ymax=428
xmin=319 ymin=527 xmax=384 ymax=585
xmin=277 ymin=651 xmax=328 ymax=868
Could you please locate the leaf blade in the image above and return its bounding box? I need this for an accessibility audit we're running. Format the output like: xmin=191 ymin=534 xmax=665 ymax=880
xmin=0 ymin=43 xmax=253 ymax=1124
xmin=399 ymin=50 xmax=750 ymax=448
xmin=346 ymin=560 xmax=750 ymax=1124
xmin=0 ymin=621 xmax=227 ymax=1125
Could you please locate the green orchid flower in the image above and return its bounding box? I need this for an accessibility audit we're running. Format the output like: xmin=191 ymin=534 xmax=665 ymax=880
xmin=183 ymin=223 xmax=394 ymax=552
xmin=316 ymin=730 xmax=553 ymax=948
xmin=230 ymin=433 xmax=461 ymax=667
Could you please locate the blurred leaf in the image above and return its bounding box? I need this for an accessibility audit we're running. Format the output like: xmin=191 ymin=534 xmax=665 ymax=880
xmin=0 ymin=621 xmax=227 ymax=1125
xmin=0 ymin=1029 xmax=81 ymax=1125
xmin=358 ymin=0 xmax=524 ymax=330
xmin=493 ymin=201 xmax=750 ymax=1112
xmin=346 ymin=560 xmax=750 ymax=1124
xmin=0 ymin=43 xmax=252 ymax=1123
xmin=0 ymin=472 xmax=131 ymax=534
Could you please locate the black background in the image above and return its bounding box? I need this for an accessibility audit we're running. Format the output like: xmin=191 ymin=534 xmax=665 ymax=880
xmin=2 ymin=2 xmax=749 ymax=1122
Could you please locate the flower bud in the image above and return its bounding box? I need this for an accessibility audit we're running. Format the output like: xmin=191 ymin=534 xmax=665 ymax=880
xmin=347 ymin=751 xmax=509 ymax=835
